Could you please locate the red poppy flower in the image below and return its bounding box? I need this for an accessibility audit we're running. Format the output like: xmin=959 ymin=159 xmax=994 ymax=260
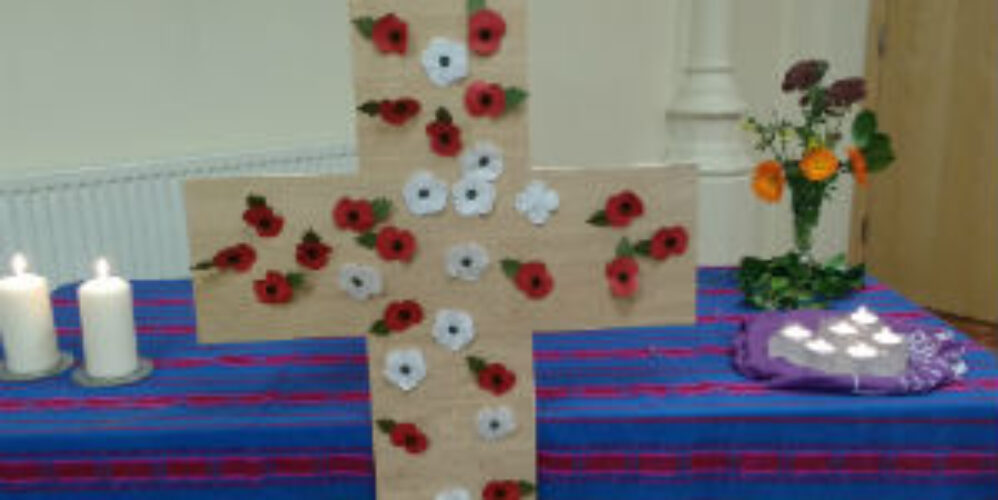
xmin=477 ymin=363 xmax=517 ymax=396
xmin=425 ymin=121 xmax=463 ymax=157
xmin=605 ymin=257 xmax=639 ymax=298
xmin=483 ymin=481 xmax=522 ymax=500
xmin=649 ymin=226 xmax=689 ymax=260
xmin=604 ymin=190 xmax=645 ymax=227
xmin=333 ymin=198 xmax=376 ymax=233
xmin=383 ymin=300 xmax=424 ymax=332
xmin=296 ymin=241 xmax=332 ymax=270
xmin=253 ymin=271 xmax=294 ymax=304
xmin=371 ymin=13 xmax=408 ymax=55
xmin=469 ymin=9 xmax=507 ymax=56
xmin=379 ymin=98 xmax=421 ymax=125
xmin=389 ymin=423 xmax=428 ymax=454
xmin=212 ymin=244 xmax=256 ymax=272
xmin=375 ymin=226 xmax=417 ymax=262
xmin=464 ymin=81 xmax=506 ymax=118
xmin=243 ymin=205 xmax=285 ymax=237
xmin=513 ymin=261 xmax=554 ymax=299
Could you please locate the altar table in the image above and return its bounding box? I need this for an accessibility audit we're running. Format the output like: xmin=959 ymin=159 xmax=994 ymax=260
xmin=1 ymin=269 xmax=996 ymax=499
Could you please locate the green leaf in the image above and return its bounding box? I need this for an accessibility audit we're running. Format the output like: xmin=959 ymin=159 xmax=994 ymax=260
xmin=467 ymin=0 xmax=486 ymax=14
xmin=285 ymin=272 xmax=305 ymax=288
xmin=500 ymin=258 xmax=521 ymax=279
xmin=352 ymin=17 xmax=375 ymax=39
xmin=633 ymin=240 xmax=652 ymax=257
xmin=503 ymin=87 xmax=529 ymax=112
xmin=190 ymin=260 xmax=214 ymax=271
xmin=862 ymin=132 xmax=895 ymax=173
xmin=435 ymin=107 xmax=453 ymax=124
xmin=246 ymin=194 xmax=267 ymax=207
xmin=586 ymin=210 xmax=609 ymax=227
xmin=824 ymin=253 xmax=847 ymax=270
xmin=371 ymin=197 xmax=392 ymax=222
xmin=615 ymin=237 xmax=636 ymax=258
xmin=466 ymin=356 xmax=487 ymax=374
xmin=737 ymin=252 xmax=866 ymax=310
xmin=303 ymin=229 xmax=321 ymax=244
xmin=356 ymin=232 xmax=378 ymax=249
xmin=851 ymin=109 xmax=877 ymax=149
xmin=375 ymin=418 xmax=395 ymax=434
xmin=369 ymin=320 xmax=390 ymax=336
xmin=357 ymin=101 xmax=382 ymax=116
xmin=519 ymin=481 xmax=536 ymax=496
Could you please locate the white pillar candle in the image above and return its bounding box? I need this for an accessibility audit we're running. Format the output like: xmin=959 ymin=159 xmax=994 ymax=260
xmin=78 ymin=258 xmax=139 ymax=379
xmin=0 ymin=254 xmax=61 ymax=374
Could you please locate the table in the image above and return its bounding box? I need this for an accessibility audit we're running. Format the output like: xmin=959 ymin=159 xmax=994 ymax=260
xmin=1 ymin=269 xmax=996 ymax=499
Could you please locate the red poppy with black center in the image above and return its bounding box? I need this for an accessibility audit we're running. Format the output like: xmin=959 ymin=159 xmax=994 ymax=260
xmin=513 ymin=261 xmax=554 ymax=299
xmin=212 ymin=244 xmax=256 ymax=272
xmin=375 ymin=226 xmax=417 ymax=262
xmin=649 ymin=226 xmax=689 ymax=260
xmin=477 ymin=363 xmax=517 ymax=395
xmin=605 ymin=256 xmax=639 ymax=298
xmin=253 ymin=271 xmax=293 ymax=304
xmin=468 ymin=9 xmax=507 ymax=56
xmin=243 ymin=206 xmax=285 ymax=237
xmin=483 ymin=481 xmax=522 ymax=500
xmin=333 ymin=198 xmax=376 ymax=233
xmin=296 ymin=241 xmax=332 ymax=270
xmin=425 ymin=121 xmax=463 ymax=157
xmin=383 ymin=300 xmax=424 ymax=332
xmin=379 ymin=98 xmax=420 ymax=125
xmin=371 ymin=13 xmax=408 ymax=55
xmin=464 ymin=81 xmax=506 ymax=118
xmin=389 ymin=423 xmax=428 ymax=454
xmin=604 ymin=190 xmax=645 ymax=227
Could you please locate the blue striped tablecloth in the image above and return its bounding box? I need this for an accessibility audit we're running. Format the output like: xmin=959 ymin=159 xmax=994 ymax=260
xmin=1 ymin=269 xmax=996 ymax=499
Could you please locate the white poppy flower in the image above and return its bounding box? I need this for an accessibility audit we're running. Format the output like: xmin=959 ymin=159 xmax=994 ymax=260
xmin=403 ymin=171 xmax=448 ymax=216
xmin=432 ymin=309 xmax=475 ymax=352
xmin=435 ymin=488 xmax=471 ymax=500
xmin=445 ymin=243 xmax=489 ymax=281
xmin=460 ymin=142 xmax=504 ymax=181
xmin=383 ymin=348 xmax=426 ymax=392
xmin=421 ymin=38 xmax=468 ymax=87
xmin=514 ymin=180 xmax=560 ymax=226
xmin=476 ymin=406 xmax=516 ymax=441
xmin=452 ymin=176 xmax=496 ymax=217
xmin=338 ymin=264 xmax=383 ymax=301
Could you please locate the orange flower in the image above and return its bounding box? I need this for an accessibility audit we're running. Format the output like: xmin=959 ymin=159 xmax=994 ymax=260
xmin=800 ymin=147 xmax=839 ymax=182
xmin=752 ymin=160 xmax=785 ymax=203
xmin=848 ymin=147 xmax=868 ymax=186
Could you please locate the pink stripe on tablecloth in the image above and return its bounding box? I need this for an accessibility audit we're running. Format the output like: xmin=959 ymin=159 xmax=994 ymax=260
xmin=53 ymin=298 xmax=193 ymax=308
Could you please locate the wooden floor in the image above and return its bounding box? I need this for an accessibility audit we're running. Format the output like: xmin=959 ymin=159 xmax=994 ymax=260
xmin=934 ymin=311 xmax=998 ymax=354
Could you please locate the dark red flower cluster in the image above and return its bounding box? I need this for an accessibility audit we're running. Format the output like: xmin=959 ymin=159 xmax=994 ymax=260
xmin=781 ymin=59 xmax=828 ymax=92
xmin=469 ymin=8 xmax=506 ymax=56
xmin=333 ymin=198 xmax=377 ymax=233
xmin=253 ymin=271 xmax=302 ymax=305
xmin=648 ymin=226 xmax=689 ymax=260
xmin=425 ymin=107 xmax=463 ymax=157
xmin=826 ymin=77 xmax=866 ymax=107
xmin=243 ymin=195 xmax=284 ymax=238
xmin=210 ymin=243 xmax=256 ymax=273
xmin=483 ymin=480 xmax=535 ymax=500
xmin=383 ymin=300 xmax=424 ymax=332
xmin=468 ymin=356 xmax=517 ymax=396
xmin=295 ymin=231 xmax=332 ymax=270
xmin=375 ymin=226 xmax=417 ymax=262
xmin=605 ymin=256 xmax=639 ymax=298
xmin=377 ymin=419 xmax=428 ymax=455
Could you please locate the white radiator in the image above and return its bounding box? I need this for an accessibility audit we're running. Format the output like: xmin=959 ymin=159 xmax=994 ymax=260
xmin=0 ymin=144 xmax=355 ymax=287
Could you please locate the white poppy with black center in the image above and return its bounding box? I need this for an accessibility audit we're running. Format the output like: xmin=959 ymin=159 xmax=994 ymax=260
xmin=435 ymin=488 xmax=471 ymax=500
xmin=514 ymin=180 xmax=560 ymax=226
xmin=337 ymin=264 xmax=383 ymax=301
xmin=432 ymin=309 xmax=475 ymax=352
xmin=445 ymin=243 xmax=489 ymax=281
xmin=460 ymin=141 xmax=504 ymax=181
xmin=452 ymin=176 xmax=496 ymax=217
xmin=421 ymin=38 xmax=469 ymax=87
xmin=403 ymin=170 xmax=448 ymax=216
xmin=476 ymin=406 xmax=516 ymax=441
xmin=383 ymin=348 xmax=427 ymax=392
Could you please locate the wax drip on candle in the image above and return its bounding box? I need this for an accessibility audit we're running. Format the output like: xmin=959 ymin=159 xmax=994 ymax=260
xmin=95 ymin=258 xmax=111 ymax=279
xmin=11 ymin=253 xmax=27 ymax=276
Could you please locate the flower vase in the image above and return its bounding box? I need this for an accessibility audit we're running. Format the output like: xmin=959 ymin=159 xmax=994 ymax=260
xmin=787 ymin=170 xmax=824 ymax=261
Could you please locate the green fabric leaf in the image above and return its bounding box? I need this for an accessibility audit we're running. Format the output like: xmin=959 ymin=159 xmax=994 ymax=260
xmin=503 ymin=87 xmax=529 ymax=112
xmin=615 ymin=238 xmax=636 ymax=258
xmin=352 ymin=17 xmax=375 ymax=39
xmin=357 ymin=101 xmax=382 ymax=116
xmin=467 ymin=0 xmax=486 ymax=14
xmin=369 ymin=320 xmax=390 ymax=336
xmin=246 ymin=194 xmax=267 ymax=207
xmin=633 ymin=240 xmax=652 ymax=257
xmin=190 ymin=260 xmax=214 ymax=271
xmin=500 ymin=258 xmax=521 ymax=279
xmin=586 ymin=210 xmax=609 ymax=227
xmin=303 ymin=229 xmax=321 ymax=244
xmin=285 ymin=272 xmax=305 ymax=288
xmin=851 ymin=109 xmax=877 ymax=149
xmin=371 ymin=197 xmax=392 ymax=222
xmin=466 ymin=356 xmax=487 ymax=374
xmin=356 ymin=232 xmax=378 ymax=249
xmin=435 ymin=107 xmax=453 ymax=124
xmin=518 ymin=481 xmax=536 ymax=496
xmin=375 ymin=418 xmax=396 ymax=434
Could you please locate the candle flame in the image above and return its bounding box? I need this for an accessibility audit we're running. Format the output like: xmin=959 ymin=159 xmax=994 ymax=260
xmin=11 ymin=253 xmax=27 ymax=276
xmin=95 ymin=258 xmax=111 ymax=279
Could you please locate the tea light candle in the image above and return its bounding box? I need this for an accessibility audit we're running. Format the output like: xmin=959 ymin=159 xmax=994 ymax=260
xmin=0 ymin=254 xmax=60 ymax=374
xmin=78 ymin=258 xmax=139 ymax=379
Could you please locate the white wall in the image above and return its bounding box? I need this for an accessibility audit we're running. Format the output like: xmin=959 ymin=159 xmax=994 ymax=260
xmin=0 ymin=0 xmax=869 ymax=260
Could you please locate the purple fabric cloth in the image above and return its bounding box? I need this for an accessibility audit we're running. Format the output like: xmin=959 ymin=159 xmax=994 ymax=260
xmin=734 ymin=310 xmax=968 ymax=395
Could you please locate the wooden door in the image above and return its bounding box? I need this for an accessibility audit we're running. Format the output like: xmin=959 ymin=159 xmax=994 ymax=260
xmin=851 ymin=0 xmax=997 ymax=321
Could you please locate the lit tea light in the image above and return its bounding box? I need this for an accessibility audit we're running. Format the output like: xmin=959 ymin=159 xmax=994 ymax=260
xmin=850 ymin=306 xmax=880 ymax=326
xmin=829 ymin=321 xmax=859 ymax=336
xmin=805 ymin=338 xmax=837 ymax=355
xmin=846 ymin=342 xmax=879 ymax=359
xmin=780 ymin=324 xmax=813 ymax=341
xmin=872 ymin=327 xmax=903 ymax=346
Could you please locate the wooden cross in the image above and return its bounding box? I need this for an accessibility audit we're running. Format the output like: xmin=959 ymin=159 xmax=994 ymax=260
xmin=184 ymin=1 xmax=696 ymax=498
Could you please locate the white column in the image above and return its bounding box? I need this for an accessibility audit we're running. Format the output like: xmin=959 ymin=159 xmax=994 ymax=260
xmin=666 ymin=0 xmax=758 ymax=265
